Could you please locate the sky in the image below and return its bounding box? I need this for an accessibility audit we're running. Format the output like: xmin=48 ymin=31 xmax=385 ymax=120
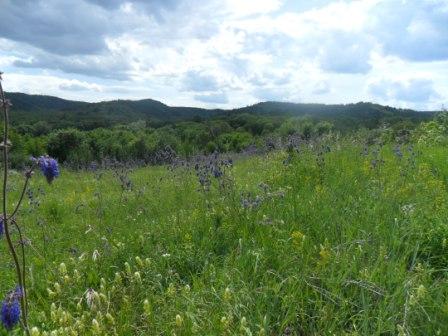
xmin=0 ymin=0 xmax=447 ymax=110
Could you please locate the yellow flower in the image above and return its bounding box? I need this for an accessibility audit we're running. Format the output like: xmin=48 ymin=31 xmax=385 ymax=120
xmin=318 ymin=245 xmax=331 ymax=266
xmin=291 ymin=231 xmax=305 ymax=247
xmin=223 ymin=287 xmax=232 ymax=301
xmin=31 ymin=327 xmax=41 ymax=336
xmin=143 ymin=299 xmax=151 ymax=316
xmin=166 ymin=283 xmax=176 ymax=297
xmin=175 ymin=314 xmax=183 ymax=328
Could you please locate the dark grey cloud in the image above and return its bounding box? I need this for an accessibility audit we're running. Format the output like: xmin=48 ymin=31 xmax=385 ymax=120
xmin=14 ymin=53 xmax=131 ymax=80
xmin=182 ymin=71 xmax=220 ymax=92
xmin=372 ymin=0 xmax=448 ymax=62
xmin=86 ymin=0 xmax=178 ymax=10
xmin=87 ymin=0 xmax=179 ymax=16
xmin=194 ymin=92 xmax=228 ymax=104
xmin=369 ymin=78 xmax=439 ymax=103
xmin=0 ymin=0 xmax=118 ymax=55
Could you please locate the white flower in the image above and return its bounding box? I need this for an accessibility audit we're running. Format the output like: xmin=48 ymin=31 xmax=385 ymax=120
xmin=92 ymin=250 xmax=100 ymax=262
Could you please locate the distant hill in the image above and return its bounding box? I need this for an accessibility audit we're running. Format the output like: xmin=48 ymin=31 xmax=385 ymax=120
xmin=5 ymin=92 xmax=435 ymax=131
xmin=234 ymin=101 xmax=434 ymax=130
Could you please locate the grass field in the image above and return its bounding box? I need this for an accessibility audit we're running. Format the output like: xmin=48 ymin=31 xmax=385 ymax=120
xmin=1 ymin=138 xmax=448 ymax=335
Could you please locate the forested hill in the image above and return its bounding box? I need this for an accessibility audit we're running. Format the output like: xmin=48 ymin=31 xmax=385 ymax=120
xmin=234 ymin=102 xmax=435 ymax=130
xmin=6 ymin=92 xmax=434 ymax=131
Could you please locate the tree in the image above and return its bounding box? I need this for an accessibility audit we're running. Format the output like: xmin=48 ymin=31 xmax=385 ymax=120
xmin=47 ymin=128 xmax=84 ymax=162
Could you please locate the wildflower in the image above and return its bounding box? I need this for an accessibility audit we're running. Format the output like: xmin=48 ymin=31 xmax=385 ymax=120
xmin=31 ymin=327 xmax=41 ymax=336
xmin=92 ymin=250 xmax=100 ymax=262
xmin=105 ymin=313 xmax=115 ymax=325
xmin=47 ymin=288 xmax=56 ymax=298
xmin=135 ymin=256 xmax=144 ymax=268
xmin=410 ymin=284 xmax=427 ymax=305
xmin=397 ymin=324 xmax=407 ymax=336
xmin=73 ymin=269 xmax=81 ymax=283
xmin=0 ymin=216 xmax=3 ymax=237
xmin=92 ymin=318 xmax=101 ymax=334
xmin=166 ymin=283 xmax=176 ymax=297
xmin=59 ymin=263 xmax=67 ymax=276
xmin=223 ymin=287 xmax=232 ymax=301
xmin=291 ymin=231 xmax=305 ymax=247
xmin=53 ymin=282 xmax=61 ymax=294
xmin=143 ymin=299 xmax=151 ymax=316
xmin=99 ymin=293 xmax=108 ymax=304
xmin=401 ymin=204 xmax=415 ymax=216
xmin=33 ymin=156 xmax=59 ymax=184
xmin=133 ymin=272 xmax=142 ymax=284
xmin=175 ymin=314 xmax=183 ymax=327
xmin=1 ymin=287 xmax=22 ymax=330
xmin=416 ymin=284 xmax=427 ymax=299
xmin=240 ymin=316 xmax=249 ymax=333
xmin=85 ymin=289 xmax=98 ymax=309
xmin=114 ymin=272 xmax=122 ymax=285
xmin=318 ymin=245 xmax=331 ymax=266
xmin=220 ymin=316 xmax=230 ymax=330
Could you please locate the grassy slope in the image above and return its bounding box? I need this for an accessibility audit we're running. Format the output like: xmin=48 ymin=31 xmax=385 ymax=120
xmin=1 ymin=140 xmax=448 ymax=335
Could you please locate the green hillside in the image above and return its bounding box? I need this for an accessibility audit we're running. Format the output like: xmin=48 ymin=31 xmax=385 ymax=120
xmin=6 ymin=92 xmax=434 ymax=131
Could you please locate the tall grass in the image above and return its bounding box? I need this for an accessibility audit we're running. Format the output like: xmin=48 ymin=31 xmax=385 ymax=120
xmin=1 ymin=140 xmax=447 ymax=335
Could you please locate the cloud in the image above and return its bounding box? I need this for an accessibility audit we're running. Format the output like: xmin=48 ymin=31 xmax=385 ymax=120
xmin=182 ymin=71 xmax=220 ymax=92
xmin=368 ymin=78 xmax=439 ymax=103
xmin=371 ymin=0 xmax=448 ymax=62
xmin=0 ymin=0 xmax=447 ymax=109
xmin=59 ymin=81 xmax=102 ymax=92
xmin=224 ymin=0 xmax=282 ymax=17
xmin=313 ymin=81 xmax=331 ymax=95
xmin=0 ymin=0 xmax=118 ymax=55
xmin=318 ymin=33 xmax=373 ymax=74
xmin=253 ymin=87 xmax=289 ymax=102
xmin=14 ymin=51 xmax=132 ymax=80
xmin=194 ymin=92 xmax=228 ymax=104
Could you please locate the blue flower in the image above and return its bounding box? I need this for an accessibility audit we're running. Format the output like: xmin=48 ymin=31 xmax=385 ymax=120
xmin=34 ymin=156 xmax=59 ymax=184
xmin=1 ymin=288 xmax=22 ymax=330
xmin=0 ymin=217 xmax=3 ymax=237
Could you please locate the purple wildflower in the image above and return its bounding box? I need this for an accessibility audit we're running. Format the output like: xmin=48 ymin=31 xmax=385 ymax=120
xmin=33 ymin=156 xmax=59 ymax=184
xmin=1 ymin=287 xmax=22 ymax=330
xmin=0 ymin=217 xmax=3 ymax=237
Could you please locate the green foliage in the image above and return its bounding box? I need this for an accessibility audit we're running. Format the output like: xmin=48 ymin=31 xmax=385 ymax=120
xmin=47 ymin=128 xmax=85 ymax=162
xmin=3 ymin=92 xmax=437 ymax=166
xmin=414 ymin=111 xmax=448 ymax=144
xmin=7 ymin=92 xmax=433 ymax=132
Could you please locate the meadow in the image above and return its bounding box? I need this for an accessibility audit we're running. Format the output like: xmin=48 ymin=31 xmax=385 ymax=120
xmin=1 ymin=134 xmax=448 ymax=335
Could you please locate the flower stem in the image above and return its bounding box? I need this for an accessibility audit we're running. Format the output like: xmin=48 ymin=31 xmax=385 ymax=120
xmin=0 ymin=78 xmax=30 ymax=335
